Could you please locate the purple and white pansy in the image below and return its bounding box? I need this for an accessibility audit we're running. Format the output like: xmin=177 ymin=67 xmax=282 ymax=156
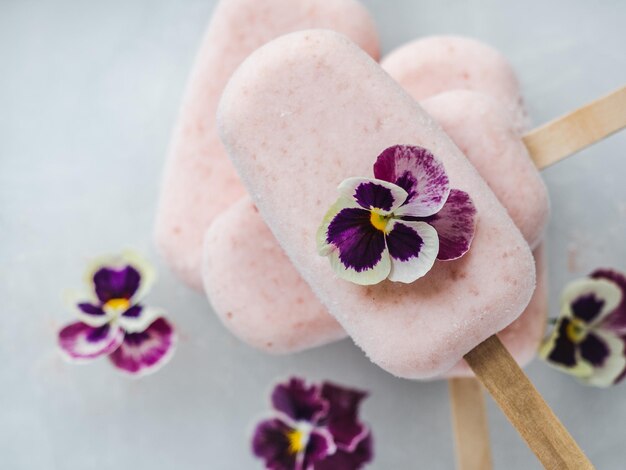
xmin=58 ymin=252 xmax=176 ymax=376
xmin=252 ymin=378 xmax=373 ymax=470
xmin=317 ymin=145 xmax=477 ymax=285
xmin=540 ymin=269 xmax=626 ymax=387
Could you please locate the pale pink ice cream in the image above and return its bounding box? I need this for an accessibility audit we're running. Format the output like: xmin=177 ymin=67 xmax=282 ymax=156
xmin=203 ymin=91 xmax=549 ymax=366
xmin=382 ymin=35 xmax=530 ymax=133
xmin=216 ymin=30 xmax=536 ymax=379
xmin=154 ymin=0 xmax=379 ymax=290
xmin=420 ymin=91 xmax=549 ymax=248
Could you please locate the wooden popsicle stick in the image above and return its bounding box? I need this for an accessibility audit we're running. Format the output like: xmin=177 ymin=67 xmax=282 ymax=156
xmin=448 ymin=378 xmax=493 ymax=470
xmin=524 ymin=85 xmax=626 ymax=170
xmin=465 ymin=335 xmax=594 ymax=470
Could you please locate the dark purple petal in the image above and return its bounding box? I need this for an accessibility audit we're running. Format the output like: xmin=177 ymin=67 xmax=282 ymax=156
xmin=108 ymin=317 xmax=175 ymax=375
xmin=571 ymin=294 xmax=605 ymax=324
xmin=58 ymin=322 xmax=124 ymax=360
xmin=386 ymin=223 xmax=423 ymax=263
xmin=252 ymin=418 xmax=297 ymax=470
xmin=579 ymin=332 xmax=610 ymax=367
xmin=326 ymin=208 xmax=386 ymax=273
xmin=302 ymin=429 xmax=335 ymax=469
xmin=373 ymin=145 xmax=450 ymax=217
xmin=272 ymin=378 xmax=327 ymax=424
xmin=93 ymin=265 xmax=141 ymax=302
xmin=121 ymin=305 xmax=143 ymax=318
xmin=547 ymin=319 xmax=578 ymax=367
xmin=415 ymin=189 xmax=476 ymax=261
xmin=353 ymin=182 xmax=395 ymax=212
xmin=320 ymin=383 xmax=368 ymax=451
xmin=77 ymin=303 xmax=106 ymax=317
xmin=314 ymin=431 xmax=373 ymax=470
xmin=592 ymin=269 xmax=626 ymax=332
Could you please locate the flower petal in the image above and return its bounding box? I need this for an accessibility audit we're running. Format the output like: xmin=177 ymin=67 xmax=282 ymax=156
xmin=561 ymin=278 xmax=622 ymax=325
xmin=271 ymin=378 xmax=328 ymax=424
xmin=93 ymin=265 xmax=142 ymax=303
xmin=117 ymin=305 xmax=162 ymax=334
xmin=317 ymin=196 xmax=362 ymax=257
xmin=313 ymin=431 xmax=373 ymax=470
xmin=58 ymin=322 xmax=124 ymax=361
xmin=373 ymin=145 xmax=450 ymax=217
xmin=591 ymin=269 xmax=626 ymax=334
xmin=579 ymin=332 xmax=610 ymax=366
xmin=252 ymin=418 xmax=298 ymax=470
xmin=302 ymin=429 xmax=335 ymax=470
xmin=75 ymin=302 xmax=110 ymax=327
xmin=321 ymin=204 xmax=391 ymax=286
xmin=338 ymin=177 xmax=408 ymax=214
xmin=320 ymin=382 xmax=368 ymax=451
xmin=386 ymin=220 xmax=438 ymax=284
xmin=413 ymin=189 xmax=476 ymax=261
xmin=580 ymin=329 xmax=626 ymax=388
xmin=108 ymin=317 xmax=176 ymax=376
xmin=539 ymin=318 xmax=593 ymax=377
xmin=85 ymin=251 xmax=156 ymax=303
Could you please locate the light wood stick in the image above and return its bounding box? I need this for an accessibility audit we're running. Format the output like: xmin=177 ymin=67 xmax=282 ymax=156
xmin=449 ymin=378 xmax=493 ymax=470
xmin=524 ymin=85 xmax=626 ymax=170
xmin=465 ymin=335 xmax=594 ymax=470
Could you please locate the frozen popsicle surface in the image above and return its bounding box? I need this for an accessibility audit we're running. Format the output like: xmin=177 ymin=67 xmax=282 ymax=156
xmin=204 ymin=90 xmax=548 ymax=368
xmin=203 ymin=199 xmax=345 ymax=354
xmin=381 ymin=35 xmax=529 ymax=133
xmin=420 ymin=91 xmax=549 ymax=248
xmin=154 ymin=0 xmax=379 ymax=289
xmin=217 ymin=30 xmax=536 ymax=378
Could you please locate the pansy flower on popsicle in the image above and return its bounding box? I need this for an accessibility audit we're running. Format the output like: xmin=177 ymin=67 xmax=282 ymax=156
xmin=57 ymin=252 xmax=176 ymax=376
xmin=252 ymin=377 xmax=373 ymax=470
xmin=317 ymin=145 xmax=477 ymax=285
xmin=540 ymin=269 xmax=626 ymax=387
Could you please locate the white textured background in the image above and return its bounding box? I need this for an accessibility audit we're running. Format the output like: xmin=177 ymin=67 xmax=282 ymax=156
xmin=2 ymin=0 xmax=625 ymax=468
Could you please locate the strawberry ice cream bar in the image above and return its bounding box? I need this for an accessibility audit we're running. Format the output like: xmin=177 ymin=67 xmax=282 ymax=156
xmin=154 ymin=0 xmax=379 ymax=289
xmin=216 ymin=30 xmax=536 ymax=379
xmin=419 ymin=91 xmax=549 ymax=249
xmin=204 ymin=90 xmax=548 ymax=371
xmin=381 ymin=35 xmax=529 ymax=134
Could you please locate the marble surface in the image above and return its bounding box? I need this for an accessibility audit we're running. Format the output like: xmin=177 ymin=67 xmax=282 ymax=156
xmin=1 ymin=0 xmax=625 ymax=468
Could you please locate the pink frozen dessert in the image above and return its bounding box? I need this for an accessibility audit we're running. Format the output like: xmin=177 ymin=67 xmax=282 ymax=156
xmin=215 ymin=30 xmax=537 ymax=379
xmin=203 ymin=91 xmax=548 ymax=374
xmin=154 ymin=0 xmax=379 ymax=289
xmin=382 ymin=35 xmax=530 ymax=134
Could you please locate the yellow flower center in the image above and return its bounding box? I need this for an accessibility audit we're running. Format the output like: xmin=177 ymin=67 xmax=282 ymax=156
xmin=286 ymin=428 xmax=307 ymax=454
xmin=370 ymin=211 xmax=391 ymax=232
xmin=566 ymin=318 xmax=588 ymax=344
xmin=104 ymin=298 xmax=131 ymax=312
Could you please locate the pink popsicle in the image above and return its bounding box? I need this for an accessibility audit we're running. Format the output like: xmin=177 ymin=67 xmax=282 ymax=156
xmin=203 ymin=91 xmax=548 ymax=369
xmin=382 ymin=35 xmax=530 ymax=134
xmin=216 ymin=30 xmax=536 ymax=379
xmin=154 ymin=0 xmax=379 ymax=290
xmin=420 ymin=91 xmax=549 ymax=249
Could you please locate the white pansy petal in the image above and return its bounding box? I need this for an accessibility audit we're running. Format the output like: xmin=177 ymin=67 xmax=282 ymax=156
xmin=386 ymin=220 xmax=438 ymax=283
xmin=317 ymin=196 xmax=361 ymax=256
xmin=118 ymin=306 xmax=162 ymax=334
xmin=328 ymin=246 xmax=391 ymax=286
xmin=581 ymin=329 xmax=626 ymax=387
xmin=561 ymin=278 xmax=622 ymax=325
xmin=338 ymin=177 xmax=408 ymax=214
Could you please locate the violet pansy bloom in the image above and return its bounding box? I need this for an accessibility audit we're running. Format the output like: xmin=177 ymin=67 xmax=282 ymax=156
xmin=539 ymin=269 xmax=626 ymax=387
xmin=317 ymin=145 xmax=477 ymax=285
xmin=58 ymin=252 xmax=176 ymax=376
xmin=252 ymin=378 xmax=373 ymax=470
